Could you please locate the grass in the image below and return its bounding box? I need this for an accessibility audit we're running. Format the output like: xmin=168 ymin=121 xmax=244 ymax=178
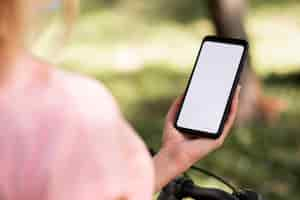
xmin=96 ymin=66 xmax=300 ymax=200
xmin=33 ymin=1 xmax=300 ymax=199
xmin=33 ymin=1 xmax=300 ymax=76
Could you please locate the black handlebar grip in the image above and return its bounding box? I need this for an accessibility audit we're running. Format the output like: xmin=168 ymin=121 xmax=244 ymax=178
xmin=234 ymin=190 xmax=264 ymax=200
xmin=157 ymin=191 xmax=179 ymax=200
xmin=182 ymin=182 xmax=238 ymax=200
xmin=157 ymin=180 xmax=180 ymax=200
xmin=157 ymin=176 xmax=264 ymax=200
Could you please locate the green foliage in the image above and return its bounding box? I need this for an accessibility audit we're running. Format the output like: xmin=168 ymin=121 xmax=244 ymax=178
xmin=80 ymin=0 xmax=209 ymax=23
xmin=80 ymin=0 xmax=120 ymax=13
xmin=98 ymin=65 xmax=188 ymax=149
xmin=36 ymin=1 xmax=300 ymax=199
xmin=132 ymin=0 xmax=210 ymax=23
xmin=251 ymin=0 xmax=300 ymax=9
xmin=98 ymin=67 xmax=300 ymax=200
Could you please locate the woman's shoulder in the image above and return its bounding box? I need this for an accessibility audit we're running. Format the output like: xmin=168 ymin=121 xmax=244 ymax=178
xmin=54 ymin=69 xmax=122 ymax=124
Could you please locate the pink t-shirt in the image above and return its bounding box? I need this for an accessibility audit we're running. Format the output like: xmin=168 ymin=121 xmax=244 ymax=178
xmin=0 ymin=61 xmax=153 ymax=200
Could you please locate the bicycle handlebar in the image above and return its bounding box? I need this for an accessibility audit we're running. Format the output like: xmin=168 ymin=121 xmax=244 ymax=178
xmin=182 ymin=180 xmax=238 ymax=200
xmin=158 ymin=177 xmax=263 ymax=200
xmin=149 ymin=148 xmax=263 ymax=200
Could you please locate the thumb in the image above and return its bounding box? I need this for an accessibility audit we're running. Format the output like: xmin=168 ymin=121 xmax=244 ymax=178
xmin=166 ymin=95 xmax=184 ymax=124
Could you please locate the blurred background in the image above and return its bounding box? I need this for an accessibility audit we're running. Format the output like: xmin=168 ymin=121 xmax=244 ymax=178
xmin=34 ymin=0 xmax=300 ymax=199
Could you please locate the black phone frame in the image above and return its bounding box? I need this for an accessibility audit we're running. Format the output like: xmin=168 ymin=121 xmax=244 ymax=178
xmin=174 ymin=36 xmax=248 ymax=139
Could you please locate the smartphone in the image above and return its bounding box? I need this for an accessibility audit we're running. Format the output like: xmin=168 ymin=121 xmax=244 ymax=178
xmin=175 ymin=36 xmax=248 ymax=139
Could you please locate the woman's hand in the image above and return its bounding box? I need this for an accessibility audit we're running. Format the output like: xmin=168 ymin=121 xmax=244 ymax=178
xmin=154 ymin=86 xmax=241 ymax=191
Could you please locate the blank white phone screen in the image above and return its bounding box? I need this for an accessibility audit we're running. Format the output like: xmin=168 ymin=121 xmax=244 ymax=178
xmin=177 ymin=41 xmax=244 ymax=134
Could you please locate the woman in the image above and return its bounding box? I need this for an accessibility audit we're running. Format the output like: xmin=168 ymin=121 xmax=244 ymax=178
xmin=0 ymin=0 xmax=241 ymax=199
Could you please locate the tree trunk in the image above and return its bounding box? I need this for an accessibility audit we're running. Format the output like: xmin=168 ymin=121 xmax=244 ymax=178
xmin=209 ymin=0 xmax=284 ymax=124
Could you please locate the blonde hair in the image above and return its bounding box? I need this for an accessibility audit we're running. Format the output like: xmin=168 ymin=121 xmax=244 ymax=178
xmin=0 ymin=0 xmax=25 ymax=65
xmin=63 ymin=0 xmax=80 ymax=36
xmin=0 ymin=0 xmax=79 ymax=66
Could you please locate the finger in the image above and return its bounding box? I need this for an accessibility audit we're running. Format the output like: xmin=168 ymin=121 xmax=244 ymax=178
xmin=166 ymin=95 xmax=184 ymax=124
xmin=220 ymin=85 xmax=241 ymax=140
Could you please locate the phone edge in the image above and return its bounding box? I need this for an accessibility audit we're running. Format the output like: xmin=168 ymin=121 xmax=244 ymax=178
xmin=174 ymin=35 xmax=249 ymax=139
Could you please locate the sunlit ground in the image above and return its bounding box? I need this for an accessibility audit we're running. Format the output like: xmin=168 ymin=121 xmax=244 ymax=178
xmin=34 ymin=2 xmax=300 ymax=75
xmin=33 ymin=2 xmax=300 ymax=200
